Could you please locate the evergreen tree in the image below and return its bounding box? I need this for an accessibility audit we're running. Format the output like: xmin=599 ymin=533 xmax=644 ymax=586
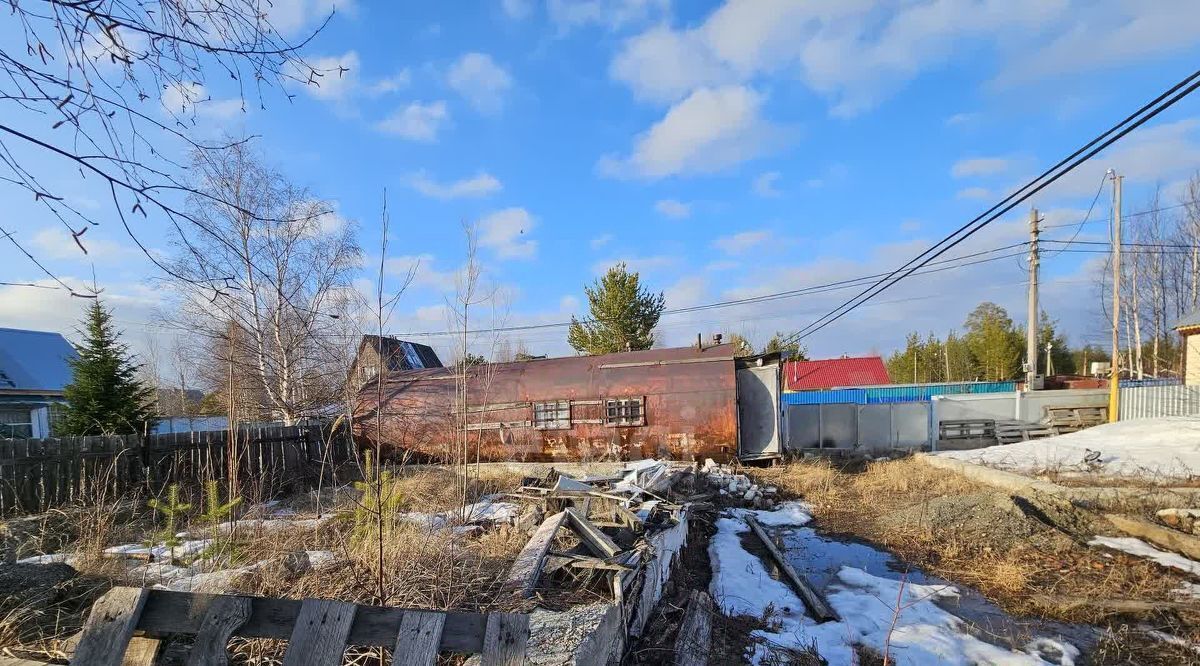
xmin=963 ymin=302 xmax=1023 ymax=381
xmin=61 ymin=301 xmax=157 ymax=435
xmin=762 ymin=332 xmax=808 ymax=359
xmin=567 ymin=263 xmax=665 ymax=355
xmin=726 ymin=333 xmax=755 ymax=357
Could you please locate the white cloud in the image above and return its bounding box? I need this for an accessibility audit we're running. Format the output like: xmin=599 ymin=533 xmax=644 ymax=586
xmin=664 ymin=275 xmax=708 ymax=309
xmin=383 ymin=254 xmax=458 ymax=292
xmin=1043 ymin=118 xmax=1200 ymax=198
xmin=161 ymin=82 xmax=243 ymax=120
xmin=946 ymin=112 xmax=979 ymax=127
xmin=298 ymin=51 xmax=361 ymax=101
xmin=267 ymin=0 xmax=357 ymax=38
xmin=31 ymin=227 xmax=138 ymax=262
xmin=365 ymin=69 xmax=412 ymax=96
xmin=705 ymin=260 xmax=740 ymax=272
xmin=559 ymin=295 xmax=580 ymax=312
xmin=0 ymin=278 xmax=165 ymax=358
xmin=591 ymin=255 xmax=679 ymax=275
xmin=502 ymin=0 xmax=533 ymax=19
xmin=956 ymin=187 xmax=992 ymax=200
xmin=753 ymin=171 xmax=782 ymax=197
xmin=899 ymin=220 xmax=922 ymax=233
xmin=610 ymin=0 xmax=1195 ymax=117
xmin=655 ymin=199 xmax=691 ymax=219
xmin=992 ymin=3 xmax=1200 ymax=89
xmin=407 ymin=171 xmax=502 ymax=199
xmin=479 ymin=208 xmax=537 ymax=260
xmin=590 ymin=234 xmax=614 ymax=249
xmin=713 ymin=230 xmax=771 ymax=255
xmin=447 ymin=53 xmax=513 ymax=114
xmin=548 ymin=0 xmax=668 ymax=32
xmin=375 ymin=101 xmax=449 ymax=141
xmin=600 ymin=86 xmax=785 ymax=179
xmin=951 ymin=157 xmax=1011 ymax=179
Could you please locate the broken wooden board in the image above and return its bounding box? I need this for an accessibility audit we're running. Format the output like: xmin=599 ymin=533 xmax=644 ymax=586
xmin=70 ymin=587 xmax=149 ymax=666
xmin=673 ymin=591 xmax=713 ymax=666
xmin=565 ymin=507 xmax=621 ymax=558
xmin=744 ymin=516 xmax=839 ymax=622
xmin=503 ymin=510 xmax=569 ymax=597
xmin=185 ymin=595 xmax=251 ymax=666
xmin=1105 ymin=513 xmax=1200 ymax=560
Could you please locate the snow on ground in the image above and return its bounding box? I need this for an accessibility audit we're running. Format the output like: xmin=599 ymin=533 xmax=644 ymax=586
xmin=710 ymin=504 xmax=1077 ymax=665
xmin=1089 ymin=536 xmax=1200 ymax=576
xmin=936 ymin=417 xmax=1200 ymax=481
xmin=398 ymin=499 xmax=520 ymax=531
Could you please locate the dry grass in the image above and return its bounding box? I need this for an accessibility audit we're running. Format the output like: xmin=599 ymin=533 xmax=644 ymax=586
xmin=755 ymin=457 xmax=1200 ymax=644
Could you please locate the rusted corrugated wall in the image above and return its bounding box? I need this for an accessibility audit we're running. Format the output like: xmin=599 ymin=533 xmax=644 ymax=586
xmin=353 ymin=344 xmax=738 ymax=462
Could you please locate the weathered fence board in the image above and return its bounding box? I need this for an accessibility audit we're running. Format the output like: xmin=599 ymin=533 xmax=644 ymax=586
xmin=73 ymin=588 xmax=528 ymax=664
xmin=0 ymin=425 xmax=349 ymax=515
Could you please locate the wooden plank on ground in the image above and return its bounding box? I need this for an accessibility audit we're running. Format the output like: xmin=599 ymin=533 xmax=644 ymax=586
xmin=565 ymin=507 xmax=620 ymax=558
xmin=744 ymin=516 xmax=839 ymax=622
xmin=120 ymin=637 xmax=160 ymax=666
xmin=281 ymin=599 xmax=357 ymax=666
xmin=70 ymin=587 xmax=149 ymax=666
xmin=391 ymin=611 xmax=446 ymax=666
xmin=136 ymin=589 xmax=489 ymax=653
xmin=479 ymin=613 xmax=529 ymax=666
xmin=1104 ymin=513 xmax=1200 ymax=560
xmin=184 ymin=595 xmax=252 ymax=666
xmin=674 ymin=591 xmax=713 ymax=666
xmin=502 ymin=510 xmax=568 ymax=597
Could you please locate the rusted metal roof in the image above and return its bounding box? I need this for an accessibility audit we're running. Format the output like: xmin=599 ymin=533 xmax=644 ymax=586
xmin=784 ymin=356 xmax=890 ymax=391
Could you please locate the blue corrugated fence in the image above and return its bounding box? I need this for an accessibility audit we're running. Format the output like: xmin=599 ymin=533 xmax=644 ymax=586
xmin=783 ymin=380 xmax=1017 ymax=405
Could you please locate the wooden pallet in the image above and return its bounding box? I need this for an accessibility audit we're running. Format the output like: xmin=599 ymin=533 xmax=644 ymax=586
xmin=1043 ymin=406 xmax=1107 ymax=435
xmin=995 ymin=420 xmax=1055 ymax=444
xmin=69 ymin=587 xmax=528 ymax=666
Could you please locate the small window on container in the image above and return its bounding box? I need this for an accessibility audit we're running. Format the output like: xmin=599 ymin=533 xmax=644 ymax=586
xmin=603 ymin=397 xmax=645 ymax=427
xmin=532 ymin=400 xmax=571 ymax=429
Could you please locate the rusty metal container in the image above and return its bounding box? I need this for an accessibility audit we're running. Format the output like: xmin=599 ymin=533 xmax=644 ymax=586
xmin=354 ymin=344 xmax=738 ymax=463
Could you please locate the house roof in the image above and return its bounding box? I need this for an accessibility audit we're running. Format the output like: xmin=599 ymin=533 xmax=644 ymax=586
xmin=784 ymin=356 xmax=891 ymax=391
xmin=1175 ymin=310 xmax=1200 ymax=331
xmin=0 ymin=327 xmax=78 ymax=393
xmin=360 ymin=335 xmax=443 ymax=370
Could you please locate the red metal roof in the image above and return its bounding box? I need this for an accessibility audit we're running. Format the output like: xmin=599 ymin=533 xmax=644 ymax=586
xmin=784 ymin=356 xmax=890 ymax=391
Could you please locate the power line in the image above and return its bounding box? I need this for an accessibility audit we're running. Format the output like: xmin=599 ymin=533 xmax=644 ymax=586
xmin=1045 ymin=174 xmax=1107 ymax=258
xmin=783 ymin=66 xmax=1200 ymax=346
xmin=386 ymin=244 xmax=1033 ymax=338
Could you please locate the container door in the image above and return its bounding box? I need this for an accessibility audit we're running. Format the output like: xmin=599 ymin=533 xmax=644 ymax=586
xmin=737 ymin=364 xmax=781 ymax=458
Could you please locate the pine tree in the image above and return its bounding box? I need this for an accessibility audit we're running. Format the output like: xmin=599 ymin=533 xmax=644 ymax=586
xmin=61 ymin=300 xmax=157 ymax=435
xmin=762 ymin=332 xmax=808 ymax=359
xmin=567 ymin=263 xmax=665 ymax=355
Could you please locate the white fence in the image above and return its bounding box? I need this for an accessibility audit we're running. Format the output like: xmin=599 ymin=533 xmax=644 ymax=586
xmin=1119 ymin=384 xmax=1200 ymax=420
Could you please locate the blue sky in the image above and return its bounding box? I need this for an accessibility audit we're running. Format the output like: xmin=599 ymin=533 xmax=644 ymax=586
xmin=4 ymin=0 xmax=1200 ymax=363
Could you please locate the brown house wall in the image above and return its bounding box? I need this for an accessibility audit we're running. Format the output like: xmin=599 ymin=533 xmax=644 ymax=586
xmin=354 ymin=345 xmax=739 ymax=463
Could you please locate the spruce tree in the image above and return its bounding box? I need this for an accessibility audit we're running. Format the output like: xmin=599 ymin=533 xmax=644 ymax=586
xmin=61 ymin=301 xmax=157 ymax=435
xmin=567 ymin=263 xmax=665 ymax=355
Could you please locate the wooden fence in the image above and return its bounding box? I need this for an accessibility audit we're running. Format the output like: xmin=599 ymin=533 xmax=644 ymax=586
xmin=71 ymin=587 xmax=529 ymax=666
xmin=0 ymin=424 xmax=353 ymax=515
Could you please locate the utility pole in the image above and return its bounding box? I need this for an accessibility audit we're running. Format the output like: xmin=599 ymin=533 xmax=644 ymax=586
xmin=1045 ymin=341 xmax=1053 ymax=376
xmin=1026 ymin=208 xmax=1040 ymax=390
xmin=1109 ymin=170 xmax=1123 ymax=423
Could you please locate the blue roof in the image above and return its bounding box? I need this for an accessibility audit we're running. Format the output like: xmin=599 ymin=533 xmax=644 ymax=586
xmin=0 ymin=328 xmax=77 ymax=392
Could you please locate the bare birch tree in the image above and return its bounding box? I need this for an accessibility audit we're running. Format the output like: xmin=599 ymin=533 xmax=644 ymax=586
xmin=167 ymin=142 xmax=361 ymax=424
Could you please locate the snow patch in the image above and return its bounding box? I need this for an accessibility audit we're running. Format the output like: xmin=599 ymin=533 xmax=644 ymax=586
xmin=709 ymin=508 xmax=1076 ymax=665
xmin=1089 ymin=536 xmax=1200 ymax=576
xmin=937 ymin=417 xmax=1200 ymax=481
